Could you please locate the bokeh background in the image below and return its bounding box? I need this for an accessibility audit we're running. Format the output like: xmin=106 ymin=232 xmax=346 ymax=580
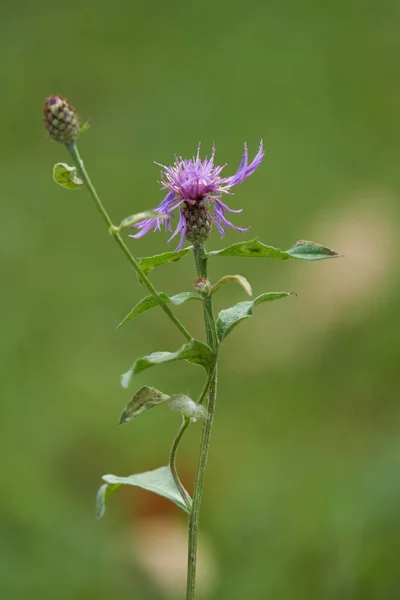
xmin=2 ymin=0 xmax=400 ymax=598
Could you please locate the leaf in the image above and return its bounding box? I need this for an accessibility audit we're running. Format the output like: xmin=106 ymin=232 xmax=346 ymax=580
xmin=78 ymin=120 xmax=91 ymax=137
xmin=211 ymin=275 xmax=252 ymax=296
xmin=138 ymin=247 xmax=193 ymax=275
xmin=208 ymin=238 xmax=288 ymax=259
xmin=121 ymin=338 xmax=212 ymax=388
xmin=97 ymin=466 xmax=192 ymax=518
xmin=217 ymin=292 xmax=293 ymax=341
xmin=117 ymin=291 xmax=203 ymax=329
xmin=118 ymin=211 xmax=168 ymax=230
xmin=208 ymin=237 xmax=340 ymax=261
xmin=119 ymin=386 xmax=170 ymax=423
xmin=285 ymin=240 xmax=341 ymax=260
xmin=53 ymin=162 xmax=84 ymax=190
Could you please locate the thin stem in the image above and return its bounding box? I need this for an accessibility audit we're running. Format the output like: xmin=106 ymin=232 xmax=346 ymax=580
xmin=65 ymin=141 xmax=192 ymax=342
xmin=169 ymin=416 xmax=192 ymax=512
xmin=186 ymin=243 xmax=219 ymax=600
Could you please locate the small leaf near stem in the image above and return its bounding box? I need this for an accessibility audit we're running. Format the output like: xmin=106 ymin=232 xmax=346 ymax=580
xmin=117 ymin=291 xmax=203 ymax=329
xmin=64 ymin=141 xmax=192 ymax=342
xmin=97 ymin=465 xmax=192 ymax=518
xmin=53 ymin=163 xmax=84 ymax=189
xmin=120 ymin=338 xmax=213 ymax=388
xmin=119 ymin=386 xmax=170 ymax=423
xmin=217 ymin=291 xmax=293 ymax=341
xmin=211 ymin=274 xmax=252 ymax=296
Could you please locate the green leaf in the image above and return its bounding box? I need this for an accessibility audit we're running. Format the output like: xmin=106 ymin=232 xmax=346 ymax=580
xmin=121 ymin=338 xmax=212 ymax=388
xmin=285 ymin=240 xmax=341 ymax=260
xmin=208 ymin=237 xmax=340 ymax=261
xmin=97 ymin=466 xmax=192 ymax=518
xmin=117 ymin=291 xmax=203 ymax=328
xmin=118 ymin=211 xmax=168 ymax=231
xmin=217 ymin=292 xmax=293 ymax=341
xmin=208 ymin=238 xmax=288 ymax=259
xmin=138 ymin=247 xmax=193 ymax=275
xmin=53 ymin=162 xmax=84 ymax=190
xmin=120 ymin=386 xmax=170 ymax=423
xmin=78 ymin=120 xmax=91 ymax=137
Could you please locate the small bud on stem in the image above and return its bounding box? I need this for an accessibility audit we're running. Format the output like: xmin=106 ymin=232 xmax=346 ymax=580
xmin=43 ymin=95 xmax=80 ymax=142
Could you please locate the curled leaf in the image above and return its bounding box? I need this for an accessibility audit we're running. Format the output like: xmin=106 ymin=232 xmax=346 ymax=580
xmin=53 ymin=162 xmax=84 ymax=190
xmin=119 ymin=386 xmax=170 ymax=423
xmin=211 ymin=275 xmax=252 ymax=296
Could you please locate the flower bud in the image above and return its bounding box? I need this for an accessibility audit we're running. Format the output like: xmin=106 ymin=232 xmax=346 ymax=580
xmin=183 ymin=203 xmax=212 ymax=245
xmin=43 ymin=95 xmax=79 ymax=142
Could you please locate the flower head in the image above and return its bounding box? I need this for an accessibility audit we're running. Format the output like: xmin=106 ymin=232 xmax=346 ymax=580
xmin=130 ymin=141 xmax=264 ymax=250
xmin=43 ymin=95 xmax=80 ymax=143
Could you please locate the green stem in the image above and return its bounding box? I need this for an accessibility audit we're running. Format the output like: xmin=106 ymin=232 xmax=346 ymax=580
xmin=186 ymin=243 xmax=219 ymax=600
xmin=169 ymin=416 xmax=192 ymax=512
xmin=65 ymin=141 xmax=192 ymax=342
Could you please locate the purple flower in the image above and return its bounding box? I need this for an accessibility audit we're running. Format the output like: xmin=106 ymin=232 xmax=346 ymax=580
xmin=130 ymin=141 xmax=264 ymax=250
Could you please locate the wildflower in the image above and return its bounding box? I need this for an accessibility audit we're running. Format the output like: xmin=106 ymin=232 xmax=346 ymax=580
xmin=43 ymin=95 xmax=79 ymax=143
xmin=130 ymin=141 xmax=264 ymax=250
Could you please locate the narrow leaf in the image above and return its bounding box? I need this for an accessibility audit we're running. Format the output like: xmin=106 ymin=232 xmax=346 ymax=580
xmin=286 ymin=240 xmax=341 ymax=260
xmin=121 ymin=338 xmax=212 ymax=388
xmin=97 ymin=466 xmax=192 ymax=518
xmin=53 ymin=162 xmax=84 ymax=190
xmin=211 ymin=274 xmax=252 ymax=296
xmin=138 ymin=247 xmax=193 ymax=275
xmin=208 ymin=237 xmax=340 ymax=261
xmin=117 ymin=291 xmax=202 ymax=329
xmin=217 ymin=292 xmax=293 ymax=341
xmin=120 ymin=386 xmax=170 ymax=423
xmin=208 ymin=238 xmax=288 ymax=259
xmin=118 ymin=211 xmax=168 ymax=230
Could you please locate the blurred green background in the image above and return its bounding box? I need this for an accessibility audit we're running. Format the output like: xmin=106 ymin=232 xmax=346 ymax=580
xmin=2 ymin=0 xmax=400 ymax=598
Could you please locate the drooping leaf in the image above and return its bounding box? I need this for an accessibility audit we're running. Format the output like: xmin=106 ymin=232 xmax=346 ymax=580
xmin=117 ymin=291 xmax=203 ymax=329
xmin=97 ymin=466 xmax=192 ymax=518
xmin=208 ymin=237 xmax=340 ymax=261
xmin=211 ymin=274 xmax=252 ymax=296
xmin=119 ymin=386 xmax=171 ymax=423
xmin=138 ymin=247 xmax=193 ymax=275
xmin=53 ymin=162 xmax=84 ymax=190
xmin=121 ymin=338 xmax=212 ymax=388
xmin=217 ymin=292 xmax=293 ymax=341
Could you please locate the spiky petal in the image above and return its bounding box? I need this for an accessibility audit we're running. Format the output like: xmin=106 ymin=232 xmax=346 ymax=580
xmin=131 ymin=141 xmax=264 ymax=250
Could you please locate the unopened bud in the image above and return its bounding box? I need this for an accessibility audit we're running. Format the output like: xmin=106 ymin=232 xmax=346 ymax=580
xmin=43 ymin=95 xmax=79 ymax=143
xmin=183 ymin=203 xmax=212 ymax=245
xmin=194 ymin=277 xmax=211 ymax=294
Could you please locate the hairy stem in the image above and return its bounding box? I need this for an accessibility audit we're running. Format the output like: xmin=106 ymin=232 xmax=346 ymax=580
xmin=169 ymin=416 xmax=192 ymax=512
xmin=65 ymin=141 xmax=192 ymax=342
xmin=186 ymin=243 xmax=219 ymax=600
